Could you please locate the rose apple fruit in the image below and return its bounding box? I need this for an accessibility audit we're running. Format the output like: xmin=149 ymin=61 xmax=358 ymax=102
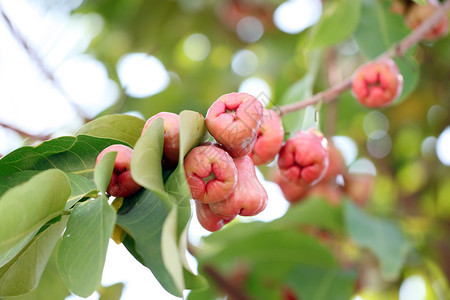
xmin=249 ymin=109 xmax=285 ymax=166
xmin=206 ymin=92 xmax=263 ymax=158
xmin=184 ymin=143 xmax=238 ymax=204
xmin=142 ymin=112 xmax=180 ymax=168
xmin=405 ymin=0 xmax=448 ymax=40
xmin=195 ymin=201 xmax=235 ymax=232
xmin=96 ymin=144 xmax=142 ymax=197
xmin=273 ymin=168 xmax=309 ymax=204
xmin=210 ymin=156 xmax=268 ymax=217
xmin=351 ymin=59 xmax=403 ymax=108
xmin=278 ymin=129 xmax=329 ymax=186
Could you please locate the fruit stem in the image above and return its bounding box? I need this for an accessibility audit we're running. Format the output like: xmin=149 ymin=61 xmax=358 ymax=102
xmin=277 ymin=0 xmax=450 ymax=117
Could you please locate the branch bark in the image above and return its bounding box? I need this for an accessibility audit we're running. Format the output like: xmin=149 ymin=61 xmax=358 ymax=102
xmin=203 ymin=264 xmax=256 ymax=300
xmin=278 ymin=0 xmax=450 ymax=116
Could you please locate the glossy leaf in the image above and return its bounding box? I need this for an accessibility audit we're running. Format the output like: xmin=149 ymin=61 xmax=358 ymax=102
xmin=355 ymin=0 xmax=409 ymax=58
xmin=76 ymin=114 xmax=145 ymax=147
xmin=287 ymin=264 xmax=357 ymax=300
xmin=308 ymin=0 xmax=361 ymax=48
xmin=94 ymin=151 xmax=116 ymax=194
xmin=58 ymin=197 xmax=116 ymax=297
xmin=131 ymin=117 xmax=169 ymax=202
xmin=393 ymin=56 xmax=420 ymax=104
xmin=0 ymin=231 xmax=36 ymax=269
xmin=344 ymin=201 xmax=412 ymax=280
xmin=0 ymin=169 xmax=70 ymax=258
xmin=116 ymin=189 xmax=179 ymax=296
xmin=64 ymin=173 xmax=97 ymax=209
xmin=0 ymin=217 xmax=68 ymax=296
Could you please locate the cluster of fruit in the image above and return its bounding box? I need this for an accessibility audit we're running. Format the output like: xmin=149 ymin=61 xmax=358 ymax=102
xmin=95 ymin=53 xmax=405 ymax=232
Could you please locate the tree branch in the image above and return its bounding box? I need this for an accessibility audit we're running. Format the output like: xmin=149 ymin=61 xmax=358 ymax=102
xmin=278 ymin=0 xmax=450 ymax=116
xmin=203 ymin=264 xmax=256 ymax=300
xmin=0 ymin=121 xmax=51 ymax=141
xmin=0 ymin=4 xmax=88 ymax=120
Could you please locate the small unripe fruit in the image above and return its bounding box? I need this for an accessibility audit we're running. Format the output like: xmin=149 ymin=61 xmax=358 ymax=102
xmin=249 ymin=109 xmax=285 ymax=166
xmin=344 ymin=173 xmax=374 ymax=206
xmin=184 ymin=143 xmax=238 ymax=204
xmin=405 ymin=1 xmax=448 ymax=40
xmin=195 ymin=201 xmax=235 ymax=232
xmin=206 ymin=92 xmax=264 ymax=158
xmin=96 ymin=144 xmax=142 ymax=197
xmin=352 ymin=59 xmax=403 ymax=108
xmin=210 ymin=156 xmax=268 ymax=217
xmin=278 ymin=129 xmax=329 ymax=186
xmin=142 ymin=112 xmax=180 ymax=168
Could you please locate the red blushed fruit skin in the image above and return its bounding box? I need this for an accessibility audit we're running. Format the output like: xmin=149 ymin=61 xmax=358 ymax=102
xmin=273 ymin=169 xmax=309 ymax=204
xmin=405 ymin=1 xmax=448 ymax=40
xmin=184 ymin=143 xmax=238 ymax=204
xmin=205 ymin=92 xmax=264 ymax=158
xmin=344 ymin=173 xmax=374 ymax=207
xmin=277 ymin=130 xmax=329 ymax=186
xmin=96 ymin=145 xmax=142 ymax=197
xmin=351 ymin=59 xmax=403 ymax=108
xmin=195 ymin=201 xmax=235 ymax=232
xmin=210 ymin=156 xmax=268 ymax=218
xmin=321 ymin=142 xmax=347 ymax=182
xmin=142 ymin=112 xmax=180 ymax=167
xmin=249 ymin=109 xmax=285 ymax=166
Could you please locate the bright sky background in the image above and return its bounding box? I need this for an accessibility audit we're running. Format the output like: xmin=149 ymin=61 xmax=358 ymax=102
xmin=0 ymin=0 xmax=447 ymax=299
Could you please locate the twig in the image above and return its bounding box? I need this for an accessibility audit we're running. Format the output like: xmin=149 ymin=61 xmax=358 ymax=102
xmin=203 ymin=264 xmax=256 ymax=300
xmin=0 ymin=4 xmax=88 ymax=120
xmin=0 ymin=121 xmax=51 ymax=141
xmin=278 ymin=0 xmax=450 ymax=116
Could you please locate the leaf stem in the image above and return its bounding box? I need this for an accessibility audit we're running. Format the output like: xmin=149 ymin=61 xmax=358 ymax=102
xmin=277 ymin=0 xmax=450 ymax=117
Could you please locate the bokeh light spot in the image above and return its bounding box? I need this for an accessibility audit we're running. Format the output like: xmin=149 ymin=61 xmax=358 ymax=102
xmin=117 ymin=53 xmax=170 ymax=98
xmin=332 ymin=136 xmax=358 ymax=166
xmin=236 ymin=16 xmax=264 ymax=43
xmin=399 ymin=275 xmax=427 ymax=300
xmin=367 ymin=131 xmax=392 ymax=159
xmin=231 ymin=49 xmax=259 ymax=76
xmin=273 ymin=0 xmax=322 ymax=34
xmin=183 ymin=33 xmax=211 ymax=61
xmin=436 ymin=126 xmax=450 ymax=166
xmin=238 ymin=77 xmax=272 ymax=106
xmin=363 ymin=111 xmax=389 ymax=136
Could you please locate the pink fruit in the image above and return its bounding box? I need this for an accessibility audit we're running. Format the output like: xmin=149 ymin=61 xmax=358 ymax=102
xmin=142 ymin=112 xmax=180 ymax=168
xmin=405 ymin=0 xmax=448 ymax=40
xmin=351 ymin=59 xmax=403 ymax=108
xmin=278 ymin=129 xmax=329 ymax=186
xmin=210 ymin=156 xmax=268 ymax=217
xmin=249 ymin=109 xmax=285 ymax=165
xmin=96 ymin=144 xmax=142 ymax=197
xmin=184 ymin=143 xmax=238 ymax=204
xmin=321 ymin=142 xmax=347 ymax=182
xmin=195 ymin=201 xmax=235 ymax=232
xmin=205 ymin=92 xmax=263 ymax=158
xmin=273 ymin=168 xmax=309 ymax=204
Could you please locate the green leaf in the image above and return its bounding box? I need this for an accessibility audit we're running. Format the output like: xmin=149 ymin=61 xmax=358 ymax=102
xmin=131 ymin=117 xmax=169 ymax=202
xmin=76 ymin=114 xmax=145 ymax=147
xmin=196 ymin=228 xmax=336 ymax=300
xmin=2 ymin=248 xmax=70 ymax=300
xmin=412 ymin=0 xmax=427 ymax=5
xmin=98 ymin=283 xmax=124 ymax=300
xmin=0 ymin=231 xmax=36 ymax=269
xmin=308 ymin=0 xmax=361 ymax=49
xmin=94 ymin=151 xmax=117 ymax=194
xmin=0 ymin=171 xmax=39 ymax=198
xmin=273 ymin=198 xmax=343 ymax=232
xmin=58 ymin=197 xmax=116 ymax=297
xmin=287 ymin=264 xmax=357 ymax=300
xmin=64 ymin=173 xmax=97 ymax=209
xmin=116 ymin=189 xmax=179 ymax=296
xmin=355 ymin=0 xmax=409 ymax=58
xmin=344 ymin=201 xmax=412 ymax=280
xmin=0 ymin=217 xmax=68 ymax=296
xmin=0 ymin=169 xmax=71 ymax=258
xmin=393 ymin=55 xmax=420 ymax=104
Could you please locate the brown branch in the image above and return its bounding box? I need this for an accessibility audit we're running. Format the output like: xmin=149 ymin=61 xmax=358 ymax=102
xmin=203 ymin=264 xmax=256 ymax=300
xmin=0 ymin=121 xmax=51 ymax=141
xmin=0 ymin=4 xmax=88 ymax=120
xmin=278 ymin=0 xmax=450 ymax=116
